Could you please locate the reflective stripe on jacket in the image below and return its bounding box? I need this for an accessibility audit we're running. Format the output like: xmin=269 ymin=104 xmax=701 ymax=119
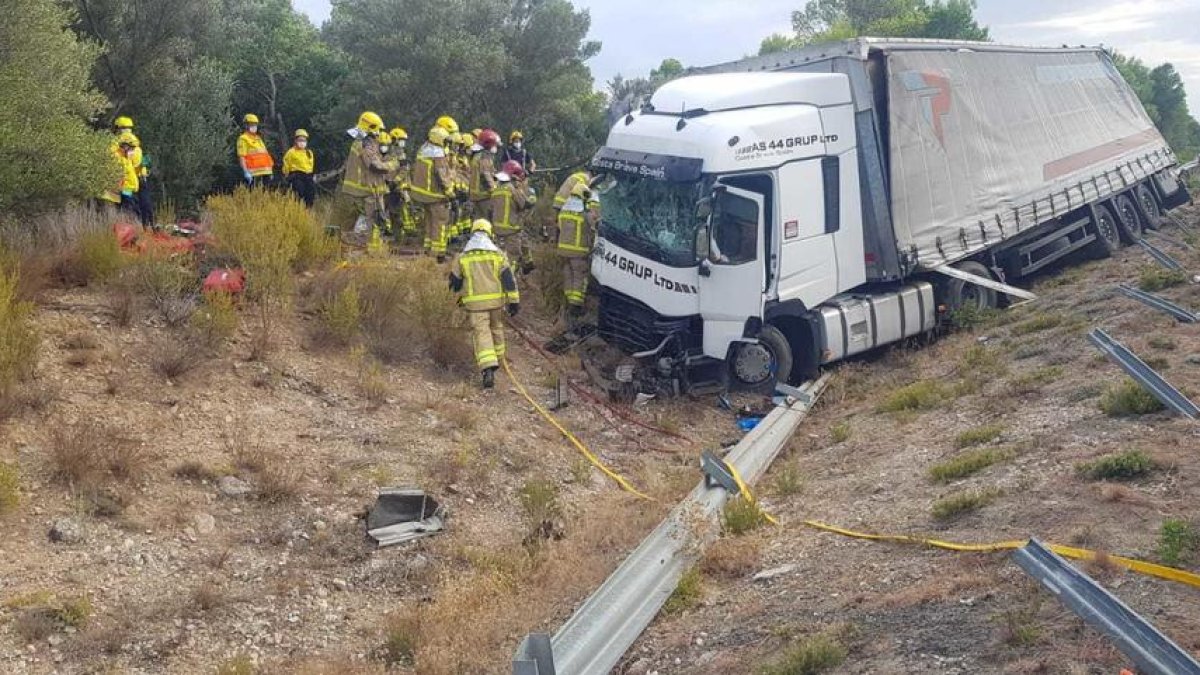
xmin=237 ymin=133 xmax=274 ymax=175
xmin=454 ymin=248 xmax=519 ymax=311
xmin=341 ymin=138 xmax=390 ymax=197
xmin=469 ymin=153 xmax=496 ymax=201
xmin=410 ymin=142 xmax=453 ymax=203
xmin=557 ymin=207 xmax=591 ymax=256
xmin=490 ymin=182 xmax=528 ymax=235
xmin=554 ymin=171 xmax=589 ymax=207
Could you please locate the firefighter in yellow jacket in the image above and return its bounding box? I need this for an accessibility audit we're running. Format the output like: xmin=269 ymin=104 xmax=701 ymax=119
xmin=237 ymin=114 xmax=274 ymax=187
xmin=557 ymin=181 xmax=595 ymax=319
xmin=100 ymin=131 xmax=141 ymax=216
xmin=281 ymin=129 xmax=315 ymax=207
xmin=410 ymin=126 xmax=456 ymax=262
xmin=471 ymin=129 xmax=501 ymax=219
xmin=449 ymin=219 xmax=520 ymax=389
xmin=340 ymin=112 xmax=393 ymax=240
xmin=553 ymin=169 xmax=591 ymax=209
xmin=451 ymin=132 xmax=473 ymax=239
xmin=492 ymin=159 xmax=538 ymax=273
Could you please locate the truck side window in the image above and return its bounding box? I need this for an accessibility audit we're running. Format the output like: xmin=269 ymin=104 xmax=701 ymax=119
xmin=711 ymin=191 xmax=758 ymax=265
xmin=822 ymin=155 xmax=840 ymax=234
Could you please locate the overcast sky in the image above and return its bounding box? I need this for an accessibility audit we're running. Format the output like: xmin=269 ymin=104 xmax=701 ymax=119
xmin=292 ymin=0 xmax=1200 ymax=111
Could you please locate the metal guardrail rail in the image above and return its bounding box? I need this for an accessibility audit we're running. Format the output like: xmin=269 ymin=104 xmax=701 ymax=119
xmin=1088 ymin=329 xmax=1200 ymax=418
xmin=1137 ymin=239 xmax=1186 ymax=271
xmin=1115 ymin=284 xmax=1199 ymax=323
xmin=1012 ymin=539 xmax=1200 ymax=675
xmin=519 ymin=375 xmax=830 ymax=675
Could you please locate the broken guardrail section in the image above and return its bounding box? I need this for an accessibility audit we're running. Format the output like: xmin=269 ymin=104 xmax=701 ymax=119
xmin=1012 ymin=539 xmax=1200 ymax=675
xmin=1088 ymin=329 xmax=1200 ymax=419
xmin=1115 ymin=284 xmax=1198 ymax=323
xmin=1136 ymin=238 xmax=1186 ymax=271
xmin=512 ymin=375 xmax=830 ymax=675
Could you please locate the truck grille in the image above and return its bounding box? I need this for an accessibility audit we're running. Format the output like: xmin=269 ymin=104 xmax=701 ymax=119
xmin=597 ymin=288 xmax=701 ymax=355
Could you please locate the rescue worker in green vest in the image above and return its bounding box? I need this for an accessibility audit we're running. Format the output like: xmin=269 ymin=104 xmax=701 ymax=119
xmin=101 ymin=131 xmax=141 ymax=217
xmin=449 ymin=219 xmax=520 ymax=389
xmin=557 ymin=181 xmax=594 ymax=318
xmin=339 ymin=112 xmax=392 ymax=241
xmin=471 ymin=129 xmax=501 ymax=219
xmin=113 ymin=116 xmax=154 ymax=228
xmin=282 ymin=129 xmax=316 ymax=207
xmin=491 ymin=159 xmax=537 ymax=273
xmin=410 ymin=125 xmax=456 ymax=262
xmin=237 ymin=114 xmax=275 ymax=187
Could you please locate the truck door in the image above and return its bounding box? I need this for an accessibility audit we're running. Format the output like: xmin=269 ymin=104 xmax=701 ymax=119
xmin=698 ymin=185 xmax=765 ymax=359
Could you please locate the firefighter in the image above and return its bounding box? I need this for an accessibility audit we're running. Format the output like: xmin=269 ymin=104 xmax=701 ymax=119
xmin=448 ymin=219 xmax=520 ymax=389
xmin=436 ymin=115 xmax=460 ymax=135
xmin=410 ymin=125 xmax=456 ymax=262
xmin=553 ymin=168 xmax=591 ymax=210
xmin=491 ymin=159 xmax=538 ymax=273
xmin=282 ymin=129 xmax=316 ymax=207
xmin=471 ymin=129 xmax=501 ymax=218
xmin=557 ymin=181 xmax=594 ymax=318
xmin=385 ymin=127 xmax=416 ymax=238
xmin=237 ymin=114 xmax=274 ymax=187
xmin=101 ymin=131 xmax=141 ymax=217
xmin=452 ymin=132 xmax=474 ymax=239
xmin=501 ymin=130 xmax=536 ymax=173
xmin=340 ymin=112 xmax=392 ymax=241
xmin=113 ymin=116 xmax=154 ymax=228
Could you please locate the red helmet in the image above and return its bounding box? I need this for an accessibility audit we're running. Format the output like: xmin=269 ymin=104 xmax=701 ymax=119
xmin=478 ymin=128 xmax=501 ymax=149
xmin=501 ymin=160 xmax=525 ymax=180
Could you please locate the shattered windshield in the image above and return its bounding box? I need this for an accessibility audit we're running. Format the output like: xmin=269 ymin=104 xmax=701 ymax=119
xmin=597 ymin=176 xmax=708 ymax=267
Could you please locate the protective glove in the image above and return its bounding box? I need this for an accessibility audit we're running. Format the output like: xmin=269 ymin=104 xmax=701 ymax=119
xmin=243 ymin=170 xmax=253 ymax=184
xmin=507 ymin=303 xmax=519 ymax=317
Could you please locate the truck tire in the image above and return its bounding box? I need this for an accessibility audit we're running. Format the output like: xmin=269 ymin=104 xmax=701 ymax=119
xmin=729 ymin=325 xmax=793 ymax=394
xmin=1086 ymin=203 xmax=1121 ymax=259
xmin=1114 ymin=193 xmax=1143 ymax=243
xmin=1136 ymin=183 xmax=1163 ymax=230
xmin=943 ymin=260 xmax=997 ymax=313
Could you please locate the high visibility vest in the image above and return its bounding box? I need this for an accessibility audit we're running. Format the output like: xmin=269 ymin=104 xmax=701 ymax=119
xmin=341 ymin=139 xmax=389 ymax=197
xmin=469 ymin=153 xmax=495 ymax=201
xmin=102 ymin=146 xmax=139 ymax=202
xmin=238 ymin=133 xmax=274 ymax=176
xmin=282 ymin=147 xmax=314 ymax=176
xmin=410 ymin=142 xmax=451 ymax=203
xmin=456 ymin=248 xmax=519 ymax=311
xmin=554 ymin=171 xmax=589 ymax=207
xmin=557 ymin=201 xmax=591 ymax=257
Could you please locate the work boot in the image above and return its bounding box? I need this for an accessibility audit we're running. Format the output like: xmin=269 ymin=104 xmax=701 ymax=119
xmin=481 ymin=367 xmax=496 ymax=389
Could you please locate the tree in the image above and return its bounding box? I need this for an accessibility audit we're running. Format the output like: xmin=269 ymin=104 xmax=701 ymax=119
xmin=0 ymin=0 xmax=114 ymax=214
xmin=606 ymin=58 xmax=688 ymax=122
xmin=762 ymin=0 xmax=988 ymax=53
xmin=1112 ymin=51 xmax=1200 ymax=161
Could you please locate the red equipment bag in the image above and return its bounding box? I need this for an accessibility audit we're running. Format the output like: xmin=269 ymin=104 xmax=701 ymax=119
xmin=202 ymin=267 xmax=246 ymax=295
xmin=112 ymin=222 xmax=139 ymax=249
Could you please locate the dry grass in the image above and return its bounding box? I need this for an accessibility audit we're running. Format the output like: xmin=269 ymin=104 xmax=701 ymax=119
xmin=114 ymin=253 xmax=197 ymax=326
xmin=1077 ymin=450 xmax=1156 ymax=481
xmin=172 ymin=460 xmax=222 ymax=483
xmin=877 ymin=380 xmax=946 ymax=414
xmin=352 ymin=347 xmax=389 ymax=407
xmin=722 ymin=496 xmax=771 ymax=535
xmin=1137 ymin=266 xmax=1187 ymax=292
xmin=1010 ymin=313 xmax=1062 ymax=336
xmin=663 ymin=566 xmax=704 ymax=615
xmin=313 ymin=283 xmax=361 ymax=348
xmin=230 ymin=441 xmax=304 ymax=503
xmin=0 ymin=262 xmax=39 ymax=390
xmin=931 ymin=488 xmax=1002 ymax=521
xmin=150 ymin=340 xmax=203 ymax=381
xmin=757 ymin=631 xmax=848 ymax=675
xmin=701 ymin=534 xmax=763 ymax=579
xmin=49 ymin=422 xmax=147 ymax=489
xmin=929 ymin=447 xmax=1015 ymax=483
xmin=953 ymin=424 xmax=1004 ymax=449
xmin=0 ymin=462 xmax=19 ymax=513
xmin=1099 ymin=378 xmax=1167 ymax=416
xmin=190 ymin=290 xmax=238 ymax=349
xmin=190 ymin=581 xmax=227 ymax=613
xmin=76 ymin=228 xmax=124 ymax=284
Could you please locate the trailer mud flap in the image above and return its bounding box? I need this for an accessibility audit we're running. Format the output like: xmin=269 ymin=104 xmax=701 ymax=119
xmin=932 ymin=265 xmax=1038 ymax=303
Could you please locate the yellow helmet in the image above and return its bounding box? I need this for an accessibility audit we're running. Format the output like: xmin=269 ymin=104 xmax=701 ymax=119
xmin=428 ymin=126 xmax=450 ymax=146
xmin=448 ymin=131 xmax=463 ymax=147
xmin=244 ymin=113 xmax=260 ymax=125
xmin=460 ymin=132 xmax=475 ymax=147
xmin=471 ymin=128 xmax=482 ymax=137
xmin=510 ymin=130 xmax=524 ymax=142
xmin=116 ymin=130 xmax=138 ymax=147
xmin=357 ymin=111 xmax=385 ymax=134
xmin=293 ymin=128 xmax=309 ymax=139
xmin=389 ymin=127 xmax=408 ymax=142
xmin=114 ymin=116 xmax=134 ymax=130
xmin=470 ymin=219 xmax=494 ymax=236
xmin=435 ymin=115 xmax=459 ymax=133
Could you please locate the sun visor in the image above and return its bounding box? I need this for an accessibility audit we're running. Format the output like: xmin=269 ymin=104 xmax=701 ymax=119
xmin=590 ymin=146 xmax=702 ymax=183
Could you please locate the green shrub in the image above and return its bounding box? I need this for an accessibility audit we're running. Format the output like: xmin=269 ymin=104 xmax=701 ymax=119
xmin=0 ymin=462 xmax=19 ymax=513
xmin=663 ymin=567 xmax=703 ymax=615
xmin=1159 ymin=518 xmax=1198 ymax=566
xmin=317 ymin=283 xmax=361 ymax=347
xmin=77 ymin=229 xmax=123 ymax=283
xmin=758 ymin=633 xmax=847 ymax=675
xmin=1010 ymin=365 xmax=1064 ymax=394
xmin=929 ymin=448 xmax=1014 ymax=483
xmin=722 ymin=496 xmax=771 ymax=535
xmin=518 ymin=478 xmax=561 ymax=525
xmin=932 ymin=489 xmax=1001 ymax=520
xmin=1137 ymin=266 xmax=1187 ymax=292
xmin=190 ymin=290 xmax=238 ymax=348
xmin=1099 ymin=378 xmax=1166 ymax=416
xmin=0 ymin=263 xmax=39 ymax=390
xmin=1076 ymin=450 xmax=1155 ymax=481
xmin=1148 ymin=335 xmax=1178 ymax=351
xmin=954 ymin=424 xmax=1003 ymax=449
xmin=878 ymin=380 xmax=945 ymax=413
xmin=949 ymin=304 xmax=1001 ymax=330
xmin=1010 ymin=313 xmax=1062 ymax=336
xmin=829 ymin=421 xmax=851 ymax=443
xmin=115 ymin=253 xmax=196 ymax=326
xmin=772 ymin=464 xmax=805 ymax=497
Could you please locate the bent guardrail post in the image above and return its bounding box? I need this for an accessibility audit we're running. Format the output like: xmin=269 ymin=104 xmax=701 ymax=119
xmin=1114 ymin=284 xmax=1198 ymax=323
xmin=1088 ymin=329 xmax=1200 ymax=418
xmin=1012 ymin=540 xmax=1200 ymax=675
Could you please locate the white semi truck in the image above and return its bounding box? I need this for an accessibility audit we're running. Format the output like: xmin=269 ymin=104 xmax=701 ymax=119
xmin=582 ymin=38 xmax=1190 ymax=396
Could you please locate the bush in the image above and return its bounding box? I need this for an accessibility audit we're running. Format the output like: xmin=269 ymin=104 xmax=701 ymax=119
xmin=722 ymin=496 xmax=771 ymax=535
xmin=190 ymin=291 xmax=238 ymax=348
xmin=0 ymin=263 xmax=39 ymax=390
xmin=1077 ymin=450 xmax=1155 ymax=481
xmin=316 ymin=283 xmax=361 ymax=347
xmin=878 ymin=380 xmax=945 ymax=414
xmin=758 ymin=633 xmax=847 ymax=675
xmin=954 ymin=424 xmax=1003 ymax=449
xmin=829 ymin=421 xmax=851 ymax=444
xmin=115 ymin=253 xmax=197 ymax=326
xmin=931 ymin=489 xmax=1000 ymax=520
xmin=1010 ymin=365 xmax=1064 ymax=394
xmin=663 ymin=567 xmax=703 ymax=615
xmin=529 ymin=243 xmax=564 ymax=315
xmin=1137 ymin=266 xmax=1187 ymax=292
xmin=929 ymin=448 xmax=1013 ymax=483
xmin=151 ymin=340 xmax=203 ymax=381
xmin=772 ymin=463 xmax=804 ymax=496
xmin=49 ymin=421 xmax=146 ymax=488
xmin=0 ymin=462 xmax=19 ymax=513
xmin=1010 ymin=313 xmax=1062 ymax=336
xmin=1098 ymin=378 xmax=1166 ymax=416
xmin=1159 ymin=518 xmax=1198 ymax=566
xmin=77 ymin=229 xmax=123 ymax=284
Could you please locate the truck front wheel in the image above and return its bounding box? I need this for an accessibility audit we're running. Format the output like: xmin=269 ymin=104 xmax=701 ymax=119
xmin=729 ymin=325 xmax=793 ymax=394
xmin=943 ymin=260 xmax=997 ymax=314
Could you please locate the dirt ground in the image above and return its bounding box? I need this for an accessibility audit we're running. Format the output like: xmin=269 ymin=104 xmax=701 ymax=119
xmin=624 ymin=206 xmax=1200 ymax=673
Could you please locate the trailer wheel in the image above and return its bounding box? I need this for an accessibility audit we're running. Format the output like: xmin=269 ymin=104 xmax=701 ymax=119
xmin=1086 ymin=203 xmax=1121 ymax=259
xmin=1114 ymin=193 xmax=1143 ymax=243
xmin=943 ymin=261 xmax=997 ymax=314
xmin=1136 ymin=183 xmax=1163 ymax=230
xmin=729 ymin=325 xmax=793 ymax=394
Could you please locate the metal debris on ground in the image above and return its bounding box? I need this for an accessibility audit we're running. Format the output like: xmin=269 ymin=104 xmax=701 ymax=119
xmin=512 ymin=634 xmax=556 ymax=675
xmin=1115 ymin=284 xmax=1198 ymax=323
xmin=366 ymin=487 xmax=445 ymax=548
xmin=1137 ymin=238 xmax=1186 ymax=271
xmin=1088 ymin=329 xmax=1200 ymax=419
xmin=1012 ymin=539 xmax=1200 ymax=675
xmin=1144 ymin=229 xmax=1195 ymax=251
